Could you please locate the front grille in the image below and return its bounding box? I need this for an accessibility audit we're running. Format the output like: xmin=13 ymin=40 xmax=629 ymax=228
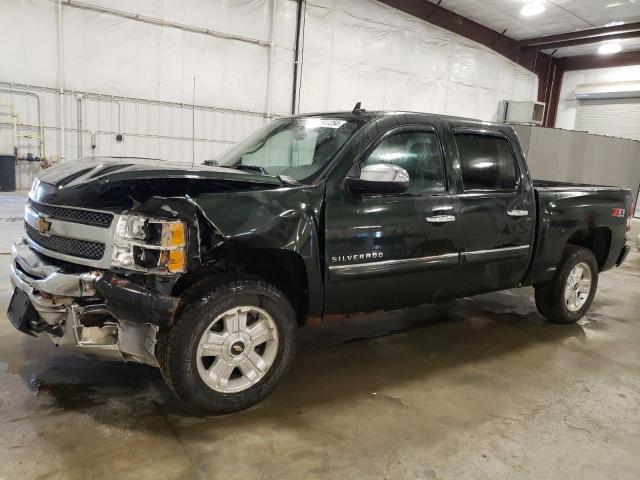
xmin=26 ymin=224 xmax=105 ymax=260
xmin=29 ymin=200 xmax=113 ymax=228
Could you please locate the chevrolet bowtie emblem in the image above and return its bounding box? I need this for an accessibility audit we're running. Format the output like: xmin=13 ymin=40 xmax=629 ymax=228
xmin=35 ymin=215 xmax=51 ymax=234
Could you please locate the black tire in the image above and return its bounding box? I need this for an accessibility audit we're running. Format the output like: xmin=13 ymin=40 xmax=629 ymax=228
xmin=534 ymin=283 xmax=555 ymax=320
xmin=534 ymin=246 xmax=598 ymax=324
xmin=157 ymin=279 xmax=297 ymax=414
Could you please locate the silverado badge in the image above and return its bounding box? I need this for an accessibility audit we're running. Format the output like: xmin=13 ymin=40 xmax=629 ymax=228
xmin=35 ymin=216 xmax=51 ymax=234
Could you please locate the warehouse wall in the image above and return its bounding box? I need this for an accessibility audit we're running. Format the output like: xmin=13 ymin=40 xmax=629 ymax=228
xmin=299 ymin=0 xmax=538 ymax=118
xmin=514 ymin=124 xmax=640 ymax=214
xmin=0 ymin=0 xmax=288 ymax=164
xmin=555 ymin=65 xmax=640 ymax=131
xmin=0 ymin=0 xmax=538 ymax=168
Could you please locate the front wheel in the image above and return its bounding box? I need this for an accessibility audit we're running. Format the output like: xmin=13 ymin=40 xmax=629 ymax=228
xmin=534 ymin=246 xmax=598 ymax=324
xmin=158 ymin=279 xmax=297 ymax=414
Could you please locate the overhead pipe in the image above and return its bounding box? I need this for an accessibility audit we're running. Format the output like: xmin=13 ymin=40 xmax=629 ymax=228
xmin=542 ymin=49 xmax=558 ymax=126
xmin=0 ymin=105 xmax=18 ymax=156
xmin=0 ymin=81 xmax=266 ymax=118
xmin=54 ymin=0 xmax=270 ymax=48
xmin=76 ymin=94 xmax=83 ymax=159
xmin=264 ymin=0 xmax=278 ymax=119
xmin=0 ymin=88 xmax=45 ymax=159
xmin=57 ymin=0 xmax=65 ymax=162
xmin=291 ymin=0 xmax=303 ymax=114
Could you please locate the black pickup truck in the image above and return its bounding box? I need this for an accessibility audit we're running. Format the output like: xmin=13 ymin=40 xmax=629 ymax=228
xmin=7 ymin=110 xmax=632 ymax=413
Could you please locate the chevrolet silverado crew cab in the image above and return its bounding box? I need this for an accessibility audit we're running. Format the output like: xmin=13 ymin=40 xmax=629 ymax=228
xmin=8 ymin=109 xmax=632 ymax=413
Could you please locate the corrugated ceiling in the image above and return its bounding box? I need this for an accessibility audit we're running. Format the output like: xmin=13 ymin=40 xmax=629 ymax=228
xmin=439 ymin=0 xmax=640 ymax=40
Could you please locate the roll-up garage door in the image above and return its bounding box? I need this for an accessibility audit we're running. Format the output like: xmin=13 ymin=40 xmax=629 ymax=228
xmin=575 ymin=98 xmax=640 ymax=142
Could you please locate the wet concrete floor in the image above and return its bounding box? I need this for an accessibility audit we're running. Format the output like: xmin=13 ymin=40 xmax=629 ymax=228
xmin=0 ymin=193 xmax=639 ymax=479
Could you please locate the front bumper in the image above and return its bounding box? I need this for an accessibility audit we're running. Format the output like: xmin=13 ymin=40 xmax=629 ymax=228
xmin=8 ymin=239 xmax=178 ymax=366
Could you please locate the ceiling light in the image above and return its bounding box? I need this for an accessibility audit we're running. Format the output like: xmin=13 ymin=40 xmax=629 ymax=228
xmin=521 ymin=2 xmax=546 ymax=16
xmin=604 ymin=21 xmax=625 ymax=27
xmin=598 ymin=42 xmax=622 ymax=55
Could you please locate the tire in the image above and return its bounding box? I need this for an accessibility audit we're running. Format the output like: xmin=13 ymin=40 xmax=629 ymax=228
xmin=534 ymin=284 xmax=553 ymax=319
xmin=157 ymin=279 xmax=297 ymax=414
xmin=534 ymin=245 xmax=598 ymax=324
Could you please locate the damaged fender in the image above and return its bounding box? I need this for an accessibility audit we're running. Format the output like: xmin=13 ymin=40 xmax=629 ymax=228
xmin=190 ymin=186 xmax=326 ymax=317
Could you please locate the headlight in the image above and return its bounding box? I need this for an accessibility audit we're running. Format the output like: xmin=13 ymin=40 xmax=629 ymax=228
xmin=112 ymin=215 xmax=187 ymax=273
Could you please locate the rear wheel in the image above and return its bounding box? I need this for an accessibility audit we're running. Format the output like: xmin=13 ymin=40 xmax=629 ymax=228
xmin=158 ymin=279 xmax=297 ymax=414
xmin=534 ymin=246 xmax=598 ymax=324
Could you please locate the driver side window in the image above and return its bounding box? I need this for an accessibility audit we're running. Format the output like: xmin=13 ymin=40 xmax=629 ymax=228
xmin=362 ymin=130 xmax=445 ymax=194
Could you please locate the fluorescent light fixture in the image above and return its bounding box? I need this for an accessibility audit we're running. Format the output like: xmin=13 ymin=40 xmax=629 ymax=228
xmin=521 ymin=1 xmax=546 ymax=16
xmin=598 ymin=42 xmax=622 ymax=55
xmin=604 ymin=21 xmax=625 ymax=27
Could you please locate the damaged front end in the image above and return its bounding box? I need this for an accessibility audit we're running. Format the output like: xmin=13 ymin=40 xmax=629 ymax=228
xmin=9 ymin=158 xmax=323 ymax=366
xmin=9 ymin=240 xmax=180 ymax=366
xmin=9 ymin=166 xmax=238 ymax=365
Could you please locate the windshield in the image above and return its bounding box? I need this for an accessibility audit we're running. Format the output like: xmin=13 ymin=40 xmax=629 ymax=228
xmin=217 ymin=117 xmax=362 ymax=182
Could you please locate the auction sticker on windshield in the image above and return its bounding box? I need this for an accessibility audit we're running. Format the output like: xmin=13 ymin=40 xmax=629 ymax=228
xmin=305 ymin=118 xmax=346 ymax=129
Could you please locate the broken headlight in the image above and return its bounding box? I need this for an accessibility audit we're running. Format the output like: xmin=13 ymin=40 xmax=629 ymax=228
xmin=112 ymin=215 xmax=186 ymax=273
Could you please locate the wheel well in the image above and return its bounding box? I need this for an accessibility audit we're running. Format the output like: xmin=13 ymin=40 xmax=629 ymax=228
xmin=566 ymin=227 xmax=611 ymax=270
xmin=245 ymin=250 xmax=309 ymax=326
xmin=172 ymin=249 xmax=309 ymax=326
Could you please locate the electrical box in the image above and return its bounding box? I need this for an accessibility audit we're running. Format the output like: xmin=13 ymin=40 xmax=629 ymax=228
xmin=498 ymin=100 xmax=546 ymax=125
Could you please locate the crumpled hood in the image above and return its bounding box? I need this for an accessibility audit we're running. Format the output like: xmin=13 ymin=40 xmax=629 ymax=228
xmin=37 ymin=159 xmax=281 ymax=188
xmin=31 ymin=159 xmax=283 ymax=210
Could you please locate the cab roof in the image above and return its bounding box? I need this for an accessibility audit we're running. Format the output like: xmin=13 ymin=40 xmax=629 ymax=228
xmin=288 ymin=109 xmax=504 ymax=129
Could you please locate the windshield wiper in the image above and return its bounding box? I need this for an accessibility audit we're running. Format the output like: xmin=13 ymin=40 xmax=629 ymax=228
xmin=278 ymin=175 xmax=301 ymax=186
xmin=233 ymin=165 xmax=269 ymax=175
xmin=202 ymin=161 xmax=271 ymax=177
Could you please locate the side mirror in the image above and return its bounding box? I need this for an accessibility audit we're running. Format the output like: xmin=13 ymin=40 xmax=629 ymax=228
xmin=347 ymin=163 xmax=410 ymax=195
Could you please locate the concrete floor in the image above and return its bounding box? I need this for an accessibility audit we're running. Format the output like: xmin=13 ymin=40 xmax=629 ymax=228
xmin=1 ymin=191 xmax=639 ymax=480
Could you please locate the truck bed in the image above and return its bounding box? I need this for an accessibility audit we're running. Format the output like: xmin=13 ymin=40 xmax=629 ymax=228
xmin=525 ymin=181 xmax=631 ymax=287
xmin=533 ymin=179 xmax=624 ymax=191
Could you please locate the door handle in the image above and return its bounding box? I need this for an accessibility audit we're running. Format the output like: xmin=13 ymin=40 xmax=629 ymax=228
xmin=507 ymin=209 xmax=529 ymax=217
xmin=426 ymin=215 xmax=456 ymax=223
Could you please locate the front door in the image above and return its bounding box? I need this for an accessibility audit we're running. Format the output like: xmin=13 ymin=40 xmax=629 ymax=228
xmin=324 ymin=124 xmax=461 ymax=315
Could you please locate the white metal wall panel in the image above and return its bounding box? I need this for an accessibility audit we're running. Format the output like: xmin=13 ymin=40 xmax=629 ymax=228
xmin=576 ymin=99 xmax=640 ymax=142
xmin=298 ymin=0 xmax=538 ymax=121
xmin=0 ymin=0 xmax=538 ymax=168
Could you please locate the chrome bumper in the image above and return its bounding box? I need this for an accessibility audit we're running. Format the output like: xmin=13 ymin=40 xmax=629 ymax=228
xmin=9 ymin=239 xmax=159 ymax=366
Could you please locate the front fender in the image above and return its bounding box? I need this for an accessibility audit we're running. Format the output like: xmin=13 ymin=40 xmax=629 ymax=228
xmin=192 ymin=185 xmax=326 ymax=316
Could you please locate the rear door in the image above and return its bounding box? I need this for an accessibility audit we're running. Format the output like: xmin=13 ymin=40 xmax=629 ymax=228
xmin=323 ymin=119 xmax=461 ymax=315
xmin=448 ymin=126 xmax=535 ymax=295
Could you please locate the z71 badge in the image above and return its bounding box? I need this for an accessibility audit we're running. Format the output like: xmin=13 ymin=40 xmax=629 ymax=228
xmin=331 ymin=252 xmax=384 ymax=264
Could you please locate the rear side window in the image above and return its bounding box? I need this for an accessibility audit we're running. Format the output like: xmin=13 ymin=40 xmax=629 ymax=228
xmin=455 ymin=133 xmax=518 ymax=191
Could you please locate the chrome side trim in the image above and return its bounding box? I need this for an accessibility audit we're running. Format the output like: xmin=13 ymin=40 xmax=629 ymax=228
xmin=329 ymin=252 xmax=459 ymax=273
xmin=462 ymin=245 xmax=530 ymax=257
xmin=328 ymin=246 xmax=530 ymax=276
xmin=461 ymin=245 xmax=530 ymax=265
